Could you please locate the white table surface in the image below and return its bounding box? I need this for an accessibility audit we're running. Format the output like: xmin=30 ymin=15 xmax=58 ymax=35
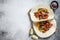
xmin=0 ymin=0 xmax=60 ymax=40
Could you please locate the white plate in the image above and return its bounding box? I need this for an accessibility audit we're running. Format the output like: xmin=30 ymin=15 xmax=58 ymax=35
xmin=30 ymin=3 xmax=54 ymax=22
xmin=33 ymin=19 xmax=57 ymax=38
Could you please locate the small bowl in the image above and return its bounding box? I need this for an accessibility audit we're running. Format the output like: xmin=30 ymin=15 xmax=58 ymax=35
xmin=50 ymin=1 xmax=59 ymax=10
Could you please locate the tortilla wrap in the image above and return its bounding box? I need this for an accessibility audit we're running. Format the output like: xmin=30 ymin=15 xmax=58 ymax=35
xmin=30 ymin=3 xmax=54 ymax=22
xmin=33 ymin=19 xmax=57 ymax=38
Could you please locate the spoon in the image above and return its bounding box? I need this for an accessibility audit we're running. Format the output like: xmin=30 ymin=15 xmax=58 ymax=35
xmin=50 ymin=1 xmax=59 ymax=12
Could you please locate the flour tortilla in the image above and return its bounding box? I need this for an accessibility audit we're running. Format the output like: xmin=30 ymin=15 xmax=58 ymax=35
xmin=33 ymin=19 xmax=57 ymax=38
xmin=30 ymin=3 xmax=54 ymax=22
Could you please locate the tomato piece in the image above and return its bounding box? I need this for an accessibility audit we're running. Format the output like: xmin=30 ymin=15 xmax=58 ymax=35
xmin=34 ymin=12 xmax=41 ymax=18
xmin=43 ymin=14 xmax=48 ymax=19
xmin=38 ymin=12 xmax=41 ymax=15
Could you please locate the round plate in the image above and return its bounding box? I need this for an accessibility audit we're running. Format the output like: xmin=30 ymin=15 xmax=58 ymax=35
xmin=29 ymin=3 xmax=54 ymax=22
xmin=33 ymin=19 xmax=57 ymax=38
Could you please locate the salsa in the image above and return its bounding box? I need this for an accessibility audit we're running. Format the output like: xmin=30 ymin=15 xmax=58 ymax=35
xmin=34 ymin=8 xmax=49 ymax=19
xmin=35 ymin=21 xmax=53 ymax=33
